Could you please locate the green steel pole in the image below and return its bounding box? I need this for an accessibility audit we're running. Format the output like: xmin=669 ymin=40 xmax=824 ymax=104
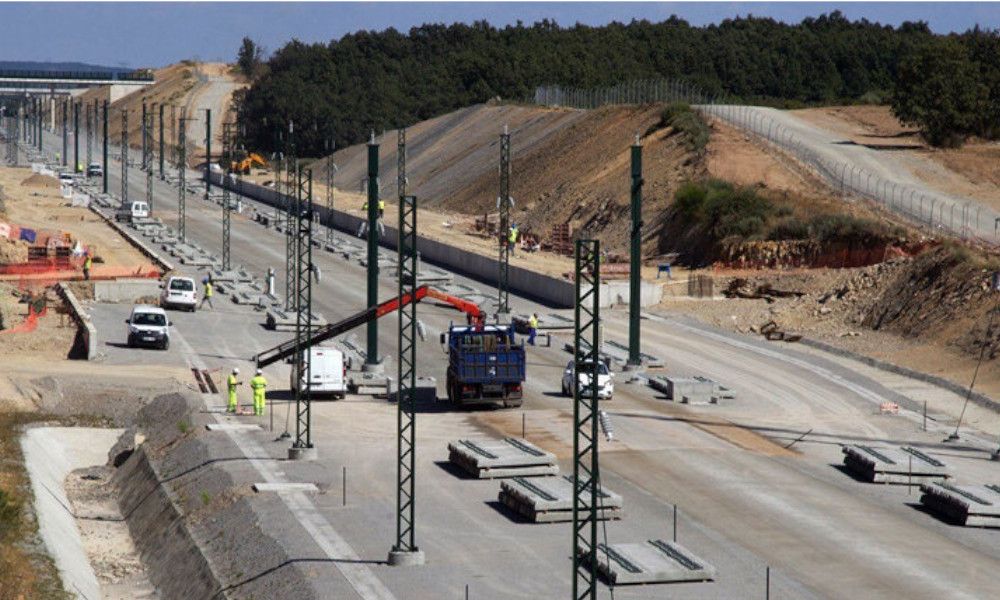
xmin=61 ymin=99 xmax=67 ymax=166
xmin=627 ymin=139 xmax=643 ymax=366
xmin=73 ymin=101 xmax=79 ymax=172
xmin=366 ymin=134 xmax=380 ymax=367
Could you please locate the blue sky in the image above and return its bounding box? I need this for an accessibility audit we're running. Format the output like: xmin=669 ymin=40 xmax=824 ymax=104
xmin=2 ymin=2 xmax=998 ymax=68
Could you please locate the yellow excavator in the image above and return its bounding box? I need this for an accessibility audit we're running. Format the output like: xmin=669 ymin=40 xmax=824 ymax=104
xmin=231 ymin=152 xmax=268 ymax=174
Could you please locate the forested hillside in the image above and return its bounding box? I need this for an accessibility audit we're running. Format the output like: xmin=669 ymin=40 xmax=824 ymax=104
xmin=238 ymin=12 xmax=995 ymax=154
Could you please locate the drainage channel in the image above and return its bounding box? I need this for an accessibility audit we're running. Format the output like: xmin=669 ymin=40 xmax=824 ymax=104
xmin=21 ymin=426 xmax=158 ymax=599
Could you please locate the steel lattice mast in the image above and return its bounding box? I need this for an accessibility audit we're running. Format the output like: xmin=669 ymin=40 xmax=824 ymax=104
xmin=291 ymin=164 xmax=315 ymax=456
xmin=145 ymin=109 xmax=154 ymax=213
xmin=221 ymin=121 xmax=235 ymax=271
xmin=120 ymin=108 xmax=129 ymax=210
xmin=572 ymin=239 xmax=601 ymax=600
xmin=177 ymin=112 xmax=187 ymax=242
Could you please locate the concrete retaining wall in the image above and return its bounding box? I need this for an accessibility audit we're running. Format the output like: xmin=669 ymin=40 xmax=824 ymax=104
xmin=94 ymin=278 xmax=162 ymax=303
xmin=56 ymin=282 xmax=96 ymax=360
xmin=211 ymin=172 xmax=663 ymax=309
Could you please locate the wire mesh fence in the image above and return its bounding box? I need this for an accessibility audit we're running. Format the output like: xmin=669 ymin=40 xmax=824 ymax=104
xmin=527 ymin=79 xmax=1000 ymax=247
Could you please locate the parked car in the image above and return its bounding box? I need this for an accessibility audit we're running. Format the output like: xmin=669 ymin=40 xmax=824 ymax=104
xmin=159 ymin=276 xmax=197 ymax=312
xmin=561 ymin=359 xmax=614 ymax=400
xmin=86 ymin=162 xmax=103 ymax=177
xmin=125 ymin=305 xmax=171 ymax=350
xmin=289 ymin=346 xmax=348 ymax=398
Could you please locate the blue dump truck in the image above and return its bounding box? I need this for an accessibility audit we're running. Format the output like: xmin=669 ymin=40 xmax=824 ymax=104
xmin=443 ymin=324 xmax=526 ymax=408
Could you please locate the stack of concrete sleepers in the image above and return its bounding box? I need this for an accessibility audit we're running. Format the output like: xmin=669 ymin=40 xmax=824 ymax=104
xmin=448 ymin=437 xmax=558 ymax=479
xmin=842 ymin=445 xmax=951 ymax=484
xmin=920 ymin=482 xmax=1000 ymax=527
xmin=591 ymin=540 xmax=716 ymax=585
xmin=498 ymin=475 xmax=623 ymax=523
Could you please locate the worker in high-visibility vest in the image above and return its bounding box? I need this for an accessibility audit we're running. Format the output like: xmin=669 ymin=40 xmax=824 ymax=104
xmin=508 ymin=224 xmax=519 ymax=255
xmin=528 ymin=313 xmax=539 ymax=346
xmin=82 ymin=253 xmax=92 ymax=281
xmin=226 ymin=368 xmax=242 ymax=413
xmin=250 ymin=369 xmax=268 ymax=416
xmin=378 ymin=199 xmax=385 ymax=218
xmin=200 ymin=279 xmax=214 ymax=310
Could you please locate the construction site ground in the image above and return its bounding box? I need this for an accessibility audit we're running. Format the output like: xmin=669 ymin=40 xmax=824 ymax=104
xmin=3 ymin=125 xmax=999 ymax=599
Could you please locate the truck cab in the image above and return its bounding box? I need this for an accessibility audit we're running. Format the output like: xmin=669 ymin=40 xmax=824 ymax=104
xmin=443 ymin=324 xmax=525 ymax=408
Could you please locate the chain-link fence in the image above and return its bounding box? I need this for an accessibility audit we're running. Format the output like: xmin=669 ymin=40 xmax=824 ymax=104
xmin=528 ymin=80 xmax=1000 ymax=247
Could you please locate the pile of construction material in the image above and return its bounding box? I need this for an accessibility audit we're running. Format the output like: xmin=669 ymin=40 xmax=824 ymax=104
xmin=499 ymin=475 xmax=623 ymax=523
xmin=842 ymin=445 xmax=951 ymax=484
xmin=448 ymin=437 xmax=558 ymax=479
xmin=920 ymin=482 xmax=1000 ymax=527
xmin=647 ymin=375 xmax=734 ymax=404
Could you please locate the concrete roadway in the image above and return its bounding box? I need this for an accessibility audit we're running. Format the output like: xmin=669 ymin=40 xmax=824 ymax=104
xmin=40 ymin=129 xmax=1000 ymax=599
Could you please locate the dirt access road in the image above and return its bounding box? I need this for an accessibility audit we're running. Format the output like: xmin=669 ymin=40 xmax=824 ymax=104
xmin=703 ymin=104 xmax=1000 ymax=242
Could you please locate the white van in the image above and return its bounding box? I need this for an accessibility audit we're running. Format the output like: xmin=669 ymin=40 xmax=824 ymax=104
xmin=115 ymin=200 xmax=150 ymax=223
xmin=125 ymin=305 xmax=171 ymax=350
xmin=160 ymin=276 xmax=197 ymax=311
xmin=290 ymin=346 xmax=347 ymax=398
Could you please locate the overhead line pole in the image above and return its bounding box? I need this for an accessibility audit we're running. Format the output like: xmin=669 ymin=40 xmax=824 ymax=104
xmin=497 ymin=126 xmax=511 ymax=316
xmin=284 ymin=123 xmax=296 ymax=311
xmin=627 ymin=136 xmax=644 ymax=367
xmin=102 ymin=100 xmax=108 ymax=194
xmin=73 ymin=101 xmax=79 ymax=172
xmin=221 ymin=121 xmax=234 ymax=271
xmin=120 ymin=108 xmax=129 ymax=209
xmin=61 ymin=98 xmax=67 ymax=166
xmin=572 ymin=239 xmax=601 ymax=600
xmin=158 ymin=103 xmax=165 ymax=179
xmin=178 ymin=111 xmax=187 ymax=242
xmin=365 ymin=132 xmax=380 ymax=369
xmin=288 ymin=161 xmax=316 ymax=461
xmin=204 ymin=108 xmax=211 ymax=202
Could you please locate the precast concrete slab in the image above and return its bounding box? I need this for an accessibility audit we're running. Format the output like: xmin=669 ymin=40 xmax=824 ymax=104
xmin=448 ymin=437 xmax=558 ymax=479
xmin=592 ymin=540 xmax=716 ymax=585
xmin=603 ymin=340 xmax=665 ymax=368
xmin=252 ymin=483 xmax=319 ymax=493
xmin=648 ymin=376 xmax=731 ymax=404
xmin=205 ymin=423 xmax=262 ymax=431
xmin=180 ymin=253 xmax=218 ymax=267
xmin=210 ymin=268 xmax=254 ymax=284
xmin=920 ymin=483 xmax=1000 ymax=527
xmin=265 ymin=309 xmax=328 ymax=331
xmin=498 ymin=475 xmax=623 ymax=523
xmin=842 ymin=445 xmax=951 ymax=484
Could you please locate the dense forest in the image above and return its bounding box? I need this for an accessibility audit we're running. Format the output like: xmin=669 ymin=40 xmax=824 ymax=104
xmin=236 ymin=12 xmax=995 ymax=155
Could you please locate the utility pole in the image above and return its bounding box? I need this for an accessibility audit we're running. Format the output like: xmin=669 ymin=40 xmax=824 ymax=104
xmin=572 ymin=239 xmax=601 ymax=600
xmin=73 ymin=101 xmax=79 ymax=172
xmin=627 ymin=136 xmax=643 ymax=367
xmin=36 ymin=97 xmax=42 ymax=152
xmin=288 ymin=164 xmax=317 ymax=461
xmin=102 ymin=101 xmax=108 ymax=194
xmin=497 ymin=125 xmax=512 ymax=316
xmin=85 ymin=103 xmax=92 ymax=168
xmin=120 ymin=108 xmax=129 ymax=209
xmin=158 ymin=103 xmax=165 ymax=179
xmin=203 ymin=108 xmax=211 ymax=202
xmin=141 ymin=101 xmax=147 ymax=172
xmin=366 ymin=132 xmax=381 ymax=369
xmin=178 ymin=112 xmax=187 ymax=242
xmin=389 ymin=191 xmax=424 ymax=566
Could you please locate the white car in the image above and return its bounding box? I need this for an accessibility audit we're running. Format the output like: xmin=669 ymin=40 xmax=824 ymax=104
xmin=290 ymin=346 xmax=348 ymax=398
xmin=160 ymin=276 xmax=197 ymax=312
xmin=561 ymin=359 xmax=614 ymax=400
xmin=125 ymin=305 xmax=171 ymax=350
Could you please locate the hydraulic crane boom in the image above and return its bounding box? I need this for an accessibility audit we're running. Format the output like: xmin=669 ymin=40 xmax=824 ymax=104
xmin=255 ymin=285 xmax=429 ymax=368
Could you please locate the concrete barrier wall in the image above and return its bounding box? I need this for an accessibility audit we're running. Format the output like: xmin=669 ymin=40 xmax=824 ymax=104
xmin=211 ymin=173 xmax=661 ymax=309
xmin=94 ymin=278 xmax=162 ymax=303
xmin=56 ymin=282 xmax=96 ymax=360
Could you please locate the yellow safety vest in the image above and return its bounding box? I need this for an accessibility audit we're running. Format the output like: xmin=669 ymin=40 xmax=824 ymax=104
xmin=227 ymin=374 xmax=238 ymax=392
xmin=509 ymin=228 xmax=518 ymax=243
xmin=204 ymin=282 xmax=213 ymax=297
xmin=250 ymin=375 xmax=267 ymax=392
xmin=528 ymin=315 xmax=538 ymax=329
xmin=378 ymin=200 xmax=385 ymax=210
xmin=83 ymin=256 xmax=92 ymax=270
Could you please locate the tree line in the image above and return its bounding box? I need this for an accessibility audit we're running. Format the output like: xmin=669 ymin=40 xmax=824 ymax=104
xmin=235 ymin=12 xmax=995 ymax=155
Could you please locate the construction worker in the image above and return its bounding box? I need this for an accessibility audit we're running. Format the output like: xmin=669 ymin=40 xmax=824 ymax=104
xmin=226 ymin=368 xmax=242 ymax=413
xmin=378 ymin=198 xmax=385 ymax=218
xmin=508 ymin=224 xmax=519 ymax=255
xmin=82 ymin=253 xmax=92 ymax=281
xmin=528 ymin=313 xmax=539 ymax=346
xmin=200 ymin=278 xmax=214 ymax=310
xmin=250 ymin=369 xmax=268 ymax=416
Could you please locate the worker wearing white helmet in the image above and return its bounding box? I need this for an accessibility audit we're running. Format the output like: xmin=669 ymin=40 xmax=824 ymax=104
xmin=250 ymin=368 xmax=268 ymax=416
xmin=226 ymin=367 xmax=242 ymax=413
